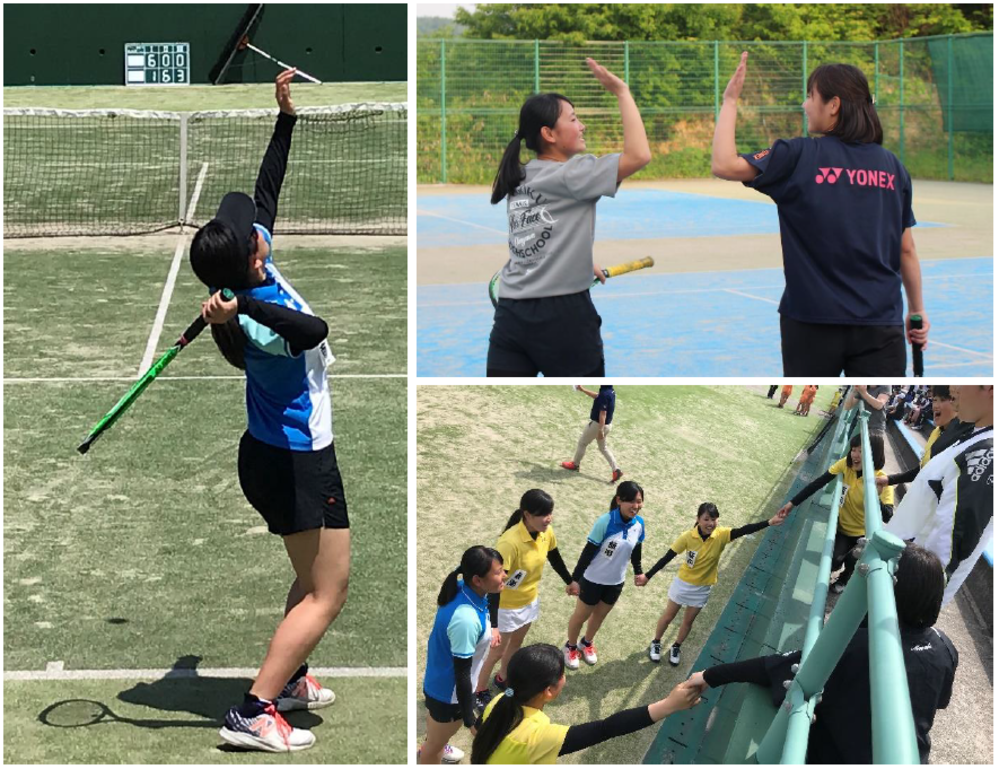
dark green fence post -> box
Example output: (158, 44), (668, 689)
(899, 39), (905, 165)
(624, 40), (630, 86)
(874, 41), (880, 105)
(714, 40), (720, 120)
(440, 39), (447, 184)
(534, 39), (540, 93)
(802, 41), (809, 135)
(947, 35), (954, 180)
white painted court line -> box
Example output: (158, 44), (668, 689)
(137, 161), (209, 376)
(927, 340), (994, 359)
(721, 288), (780, 306)
(4, 374), (406, 384)
(416, 209), (507, 236)
(5, 666), (406, 682)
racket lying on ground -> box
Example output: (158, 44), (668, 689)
(489, 256), (654, 308)
(77, 290), (233, 454)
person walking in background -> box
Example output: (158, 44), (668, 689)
(767, 385), (779, 399)
(777, 384), (793, 409)
(561, 385), (622, 483)
(711, 53), (928, 376)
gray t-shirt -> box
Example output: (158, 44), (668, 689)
(499, 153), (621, 300)
(859, 385), (890, 434)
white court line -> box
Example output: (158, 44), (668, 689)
(924, 360), (995, 370)
(4, 374), (406, 384)
(137, 161), (209, 375)
(928, 340), (994, 359)
(4, 666), (406, 682)
(721, 288), (780, 306)
(416, 209), (507, 236)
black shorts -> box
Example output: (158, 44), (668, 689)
(578, 577), (624, 607)
(487, 290), (604, 377)
(237, 430), (349, 536)
(424, 695), (462, 724)
(780, 316), (906, 377)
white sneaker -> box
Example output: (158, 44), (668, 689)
(668, 644), (681, 666)
(649, 640), (662, 663)
(581, 641), (598, 666)
(564, 643), (581, 670)
(276, 672), (336, 712)
(219, 702), (316, 752)
(416, 744), (464, 764)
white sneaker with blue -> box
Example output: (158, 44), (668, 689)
(276, 666), (336, 712)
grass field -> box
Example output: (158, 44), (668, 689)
(416, 385), (828, 764)
(3, 237), (407, 763)
(4, 80), (407, 238)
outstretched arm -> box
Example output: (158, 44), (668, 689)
(900, 228), (929, 349)
(711, 52), (758, 182)
(586, 58), (651, 183)
(254, 68), (298, 234)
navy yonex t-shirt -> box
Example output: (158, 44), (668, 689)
(590, 387), (616, 424)
(741, 136), (916, 326)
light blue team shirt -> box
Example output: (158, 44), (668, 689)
(234, 224), (333, 451)
(424, 579), (492, 704)
(583, 508), (645, 585)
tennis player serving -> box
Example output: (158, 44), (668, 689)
(712, 52), (929, 376)
(189, 69), (347, 753)
(487, 58), (651, 377)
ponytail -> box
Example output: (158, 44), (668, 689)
(210, 319), (248, 370)
(490, 93), (573, 205)
(437, 545), (503, 606)
(502, 489), (555, 533)
(471, 644), (564, 763)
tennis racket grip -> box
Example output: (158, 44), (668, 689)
(179, 289), (235, 346)
(910, 314), (923, 377)
(603, 256), (654, 279)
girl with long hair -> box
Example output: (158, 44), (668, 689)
(712, 53), (929, 376)
(487, 59), (651, 377)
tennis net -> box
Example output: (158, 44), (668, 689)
(3, 103), (407, 238)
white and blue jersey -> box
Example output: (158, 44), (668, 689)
(583, 508), (645, 585)
(235, 224), (333, 452)
(423, 580), (491, 704)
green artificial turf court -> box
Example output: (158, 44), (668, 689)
(3, 238), (407, 763)
(416, 384), (830, 764)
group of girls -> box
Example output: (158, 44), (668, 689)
(489, 53), (928, 377)
(420, 481), (786, 764)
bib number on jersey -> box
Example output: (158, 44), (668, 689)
(685, 550), (697, 568)
(838, 484), (850, 510)
(603, 540), (619, 558)
(506, 569), (527, 589)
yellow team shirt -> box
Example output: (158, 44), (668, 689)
(481, 697), (570, 764)
(496, 520), (557, 610)
(829, 457), (894, 537)
(921, 427), (942, 468)
(670, 525), (733, 587)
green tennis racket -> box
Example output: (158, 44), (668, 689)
(77, 289), (234, 454)
(489, 256), (654, 308)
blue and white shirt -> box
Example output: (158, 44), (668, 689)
(424, 580), (492, 704)
(235, 224), (333, 452)
(583, 508), (645, 585)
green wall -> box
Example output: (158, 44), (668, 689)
(4, 4), (406, 85)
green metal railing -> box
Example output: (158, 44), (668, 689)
(417, 33), (992, 185)
(756, 406), (919, 764)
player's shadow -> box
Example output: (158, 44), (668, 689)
(513, 461), (613, 486)
(38, 655), (322, 742)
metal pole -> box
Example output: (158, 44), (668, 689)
(178, 114), (188, 225)
(714, 40), (720, 120)
(947, 35), (954, 180)
(802, 41), (809, 135)
(534, 39), (540, 93)
(440, 39), (447, 185)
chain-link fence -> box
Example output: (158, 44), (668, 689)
(417, 33), (992, 184)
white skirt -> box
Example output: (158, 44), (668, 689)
(498, 598), (539, 633)
(667, 576), (713, 608)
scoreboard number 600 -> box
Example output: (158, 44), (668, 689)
(125, 43), (190, 86)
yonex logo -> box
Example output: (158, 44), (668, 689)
(815, 167), (844, 184)
(965, 447), (993, 483)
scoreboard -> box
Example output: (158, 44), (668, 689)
(124, 43), (190, 86)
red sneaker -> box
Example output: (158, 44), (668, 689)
(611, 469), (624, 483)
(560, 461), (579, 471)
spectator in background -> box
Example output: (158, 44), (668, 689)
(845, 385), (890, 435)
(767, 385), (779, 400)
(778, 384), (793, 409)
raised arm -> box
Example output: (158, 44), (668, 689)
(711, 52), (758, 182)
(254, 68), (298, 234)
(586, 58), (651, 183)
